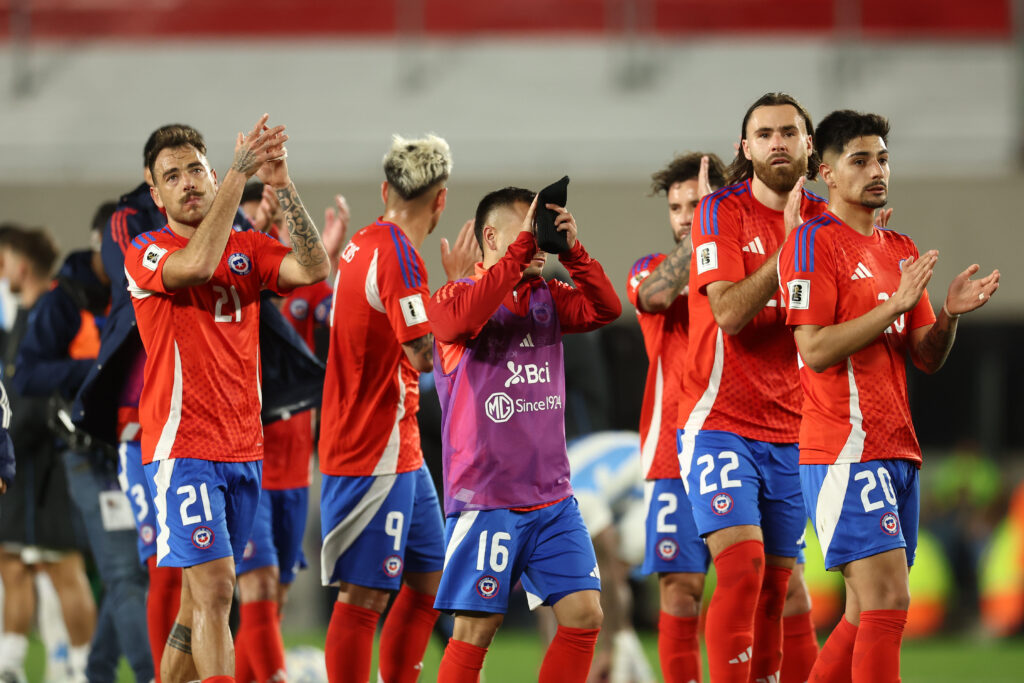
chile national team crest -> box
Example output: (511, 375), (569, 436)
(243, 540), (255, 561)
(476, 575), (500, 599)
(383, 555), (403, 578)
(657, 538), (679, 561)
(711, 492), (733, 516)
(192, 526), (215, 549)
(140, 524), (155, 545)
(228, 252), (252, 275)
(880, 512), (900, 536)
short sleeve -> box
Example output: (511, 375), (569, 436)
(691, 194), (746, 293)
(249, 230), (293, 296)
(124, 233), (182, 296)
(378, 237), (431, 344)
(626, 253), (665, 309)
(781, 222), (838, 327)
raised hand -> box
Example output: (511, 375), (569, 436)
(322, 194), (350, 263)
(943, 264), (1000, 316)
(252, 184), (281, 233)
(890, 250), (938, 314)
(875, 207), (893, 228)
(784, 176), (806, 235)
(521, 194), (539, 235)
(548, 204), (578, 249)
(232, 114), (288, 179)
(697, 155), (714, 199)
(441, 218), (482, 281)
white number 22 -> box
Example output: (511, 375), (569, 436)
(697, 451), (742, 495)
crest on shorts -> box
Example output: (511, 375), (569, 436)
(383, 555), (403, 578)
(228, 252), (252, 275)
(140, 524), (155, 545)
(243, 540), (255, 561)
(192, 526), (215, 549)
(657, 538), (679, 561)
(711, 492), (733, 516)
(880, 512), (900, 536)
(476, 575), (499, 599)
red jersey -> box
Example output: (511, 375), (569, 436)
(262, 281), (332, 490)
(125, 226), (291, 465)
(627, 253), (689, 480)
(319, 219), (430, 476)
(679, 180), (828, 442)
(779, 212), (936, 466)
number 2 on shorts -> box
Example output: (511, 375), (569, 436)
(697, 451), (742, 495)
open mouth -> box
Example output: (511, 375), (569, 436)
(770, 157), (791, 167)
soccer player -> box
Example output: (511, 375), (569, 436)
(428, 189), (621, 682)
(778, 110), (998, 683)
(679, 92), (827, 683)
(628, 152), (723, 682)
(125, 114), (329, 683)
(318, 134), (450, 683)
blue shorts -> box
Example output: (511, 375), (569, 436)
(641, 478), (710, 575)
(435, 497), (601, 614)
(801, 459), (919, 571)
(145, 458), (262, 568)
(678, 429), (806, 558)
(320, 464), (444, 590)
(237, 487), (309, 584)
(117, 441), (157, 565)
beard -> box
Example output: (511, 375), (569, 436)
(860, 186), (888, 209)
(752, 154), (807, 193)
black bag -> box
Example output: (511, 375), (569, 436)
(534, 175), (571, 254)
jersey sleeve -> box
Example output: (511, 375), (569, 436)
(125, 233), (182, 296)
(626, 253), (665, 309)
(691, 194), (746, 294)
(377, 240), (431, 344)
(249, 230), (293, 296)
(781, 221), (838, 327)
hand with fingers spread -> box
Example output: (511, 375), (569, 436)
(232, 114), (288, 179)
(874, 208), (893, 228)
(784, 176), (806, 235)
(943, 264), (1000, 316)
(441, 218), (483, 281)
(889, 250), (938, 314)
(322, 194), (350, 263)
(697, 155), (715, 200)
(547, 203), (578, 249)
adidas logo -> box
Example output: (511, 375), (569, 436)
(742, 237), (766, 255)
(520, 334), (535, 348)
(728, 646), (753, 664)
(754, 675), (780, 683)
(851, 262), (874, 280)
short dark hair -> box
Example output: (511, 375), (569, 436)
(241, 181), (265, 205)
(91, 201), (118, 235)
(0, 223), (25, 249)
(650, 152), (727, 196)
(473, 187), (536, 251)
(144, 124), (206, 180)
(814, 110), (891, 160)
(5, 227), (58, 278)
(725, 92), (819, 185)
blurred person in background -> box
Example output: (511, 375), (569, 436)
(317, 134), (450, 683)
(13, 202), (154, 682)
(0, 227), (97, 683)
(779, 109), (999, 683)
(678, 93), (825, 683)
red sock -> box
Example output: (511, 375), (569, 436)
(234, 623), (253, 683)
(851, 610), (906, 683)
(378, 586), (439, 683)
(146, 555), (182, 683)
(236, 601), (286, 683)
(809, 616), (857, 683)
(781, 611), (818, 683)
(749, 564), (792, 683)
(705, 540), (765, 683)
(658, 611), (702, 683)
(538, 625), (600, 683)
(202, 678), (235, 683)
(325, 601), (380, 683)
(437, 639), (487, 683)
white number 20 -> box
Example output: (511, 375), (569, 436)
(476, 531), (511, 572)
(697, 451), (742, 495)
(855, 467), (898, 512)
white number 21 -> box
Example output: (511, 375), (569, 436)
(213, 285), (242, 323)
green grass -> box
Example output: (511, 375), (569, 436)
(26, 629), (1024, 682)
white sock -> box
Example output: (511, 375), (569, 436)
(0, 632), (28, 671)
(68, 643), (89, 682)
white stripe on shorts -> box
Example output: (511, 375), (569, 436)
(152, 459), (176, 564)
(320, 474), (398, 586)
(814, 463), (850, 561)
(443, 511), (479, 570)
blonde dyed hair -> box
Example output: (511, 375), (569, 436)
(383, 133), (452, 201)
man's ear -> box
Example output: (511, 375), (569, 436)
(381, 181), (389, 206)
(435, 187), (448, 215)
(482, 225), (498, 252)
(150, 184), (165, 209)
(741, 138), (752, 161)
(143, 166), (154, 186)
(819, 162), (834, 188)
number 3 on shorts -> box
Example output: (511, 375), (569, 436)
(697, 451), (742, 495)
(855, 467), (897, 512)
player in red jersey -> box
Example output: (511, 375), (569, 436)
(678, 93), (825, 683)
(318, 134), (451, 683)
(125, 115), (330, 683)
(779, 110), (998, 683)
(629, 152), (724, 682)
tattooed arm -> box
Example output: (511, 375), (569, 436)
(402, 333), (434, 373)
(637, 236), (691, 312)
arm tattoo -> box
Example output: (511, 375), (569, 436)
(406, 333), (434, 364)
(916, 314), (957, 371)
(276, 182), (327, 269)
(166, 622), (192, 655)
(638, 238), (692, 308)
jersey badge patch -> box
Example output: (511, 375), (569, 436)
(476, 575), (500, 599)
(696, 242), (718, 274)
(143, 244), (168, 272)
(191, 526), (214, 549)
(787, 279), (810, 310)
(399, 293), (428, 327)
(228, 252), (252, 275)
(289, 298), (309, 320)
(657, 538), (679, 561)
(383, 555), (403, 578)
(140, 524), (155, 545)
(880, 512), (900, 536)
(711, 492), (733, 516)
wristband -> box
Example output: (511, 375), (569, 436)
(942, 303), (960, 320)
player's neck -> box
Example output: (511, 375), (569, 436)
(18, 277), (47, 309)
(749, 175), (789, 212)
(167, 218), (198, 240)
(380, 209), (430, 250)
(829, 200), (875, 236)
